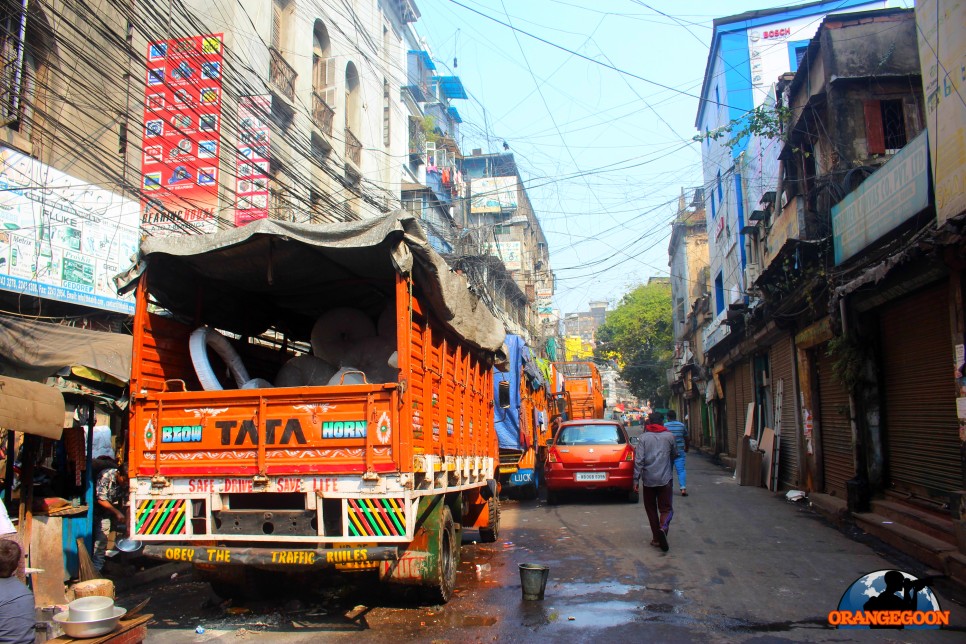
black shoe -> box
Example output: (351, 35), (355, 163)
(657, 529), (669, 552)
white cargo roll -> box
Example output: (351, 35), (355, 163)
(310, 308), (376, 364)
(275, 355), (337, 387)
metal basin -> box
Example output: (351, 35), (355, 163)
(53, 607), (126, 638)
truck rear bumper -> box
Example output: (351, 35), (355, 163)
(142, 544), (398, 568)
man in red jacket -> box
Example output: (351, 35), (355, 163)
(633, 412), (678, 552)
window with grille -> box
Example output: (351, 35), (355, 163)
(880, 100), (907, 152)
(864, 99), (907, 155)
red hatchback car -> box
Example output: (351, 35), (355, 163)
(544, 419), (638, 504)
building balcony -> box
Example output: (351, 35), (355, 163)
(269, 47), (297, 103)
(345, 128), (362, 175)
(408, 116), (426, 163)
(311, 91), (334, 138)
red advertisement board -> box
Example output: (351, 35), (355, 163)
(140, 34), (224, 235)
(235, 95), (271, 226)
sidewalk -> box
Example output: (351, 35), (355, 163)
(646, 452), (966, 635)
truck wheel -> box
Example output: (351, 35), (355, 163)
(422, 505), (458, 605)
(477, 496), (500, 543)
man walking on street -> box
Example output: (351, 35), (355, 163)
(665, 410), (689, 496)
(634, 411), (677, 552)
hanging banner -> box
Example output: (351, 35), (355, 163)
(916, 0), (966, 225)
(0, 149), (139, 313)
(235, 95), (271, 226)
(140, 34), (224, 235)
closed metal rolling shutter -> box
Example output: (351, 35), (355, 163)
(725, 371), (738, 457)
(880, 282), (959, 501)
(816, 343), (853, 498)
(770, 335), (800, 489)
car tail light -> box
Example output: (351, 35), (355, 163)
(547, 449), (559, 463)
(624, 447), (634, 461)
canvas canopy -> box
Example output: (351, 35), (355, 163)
(116, 212), (506, 354)
(0, 312), (132, 384)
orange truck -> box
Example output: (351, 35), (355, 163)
(553, 361), (605, 420)
(119, 214), (505, 602)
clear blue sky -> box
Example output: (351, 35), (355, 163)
(414, 0), (909, 316)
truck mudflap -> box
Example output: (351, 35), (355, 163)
(142, 544), (398, 568)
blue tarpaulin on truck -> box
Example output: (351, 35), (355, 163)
(493, 335), (545, 451)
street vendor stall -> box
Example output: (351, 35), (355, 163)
(0, 312), (132, 607)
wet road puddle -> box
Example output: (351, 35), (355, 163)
(519, 580), (690, 630)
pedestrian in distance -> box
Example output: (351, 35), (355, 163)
(633, 411), (678, 552)
(0, 540), (34, 644)
(664, 410), (689, 496)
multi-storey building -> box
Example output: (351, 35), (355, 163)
(459, 151), (553, 350)
(695, 0), (887, 357)
(667, 188), (710, 448)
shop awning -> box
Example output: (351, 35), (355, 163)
(0, 313), (132, 384)
(0, 376), (65, 439)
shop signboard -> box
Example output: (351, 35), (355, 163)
(832, 131), (929, 265)
(470, 176), (518, 213)
(0, 149), (139, 313)
(235, 95), (271, 226)
(141, 34), (224, 235)
(486, 240), (521, 270)
(916, 0), (966, 225)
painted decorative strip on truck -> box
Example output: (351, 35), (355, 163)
(347, 498), (405, 537)
(135, 499), (187, 535)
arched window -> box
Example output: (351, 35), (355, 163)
(311, 21), (334, 135)
(344, 62), (361, 166)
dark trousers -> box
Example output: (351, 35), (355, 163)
(641, 481), (674, 541)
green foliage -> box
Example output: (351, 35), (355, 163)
(421, 115), (439, 143)
(593, 281), (673, 406)
(826, 334), (866, 391)
(693, 104), (791, 149)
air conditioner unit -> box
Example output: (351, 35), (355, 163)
(744, 263), (761, 288)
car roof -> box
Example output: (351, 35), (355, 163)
(558, 419), (622, 426)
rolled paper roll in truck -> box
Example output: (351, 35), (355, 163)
(117, 212), (505, 603)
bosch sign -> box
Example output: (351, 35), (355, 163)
(762, 27), (791, 39)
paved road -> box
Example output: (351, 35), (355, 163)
(122, 454), (966, 642)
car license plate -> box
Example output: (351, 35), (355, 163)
(575, 472), (606, 482)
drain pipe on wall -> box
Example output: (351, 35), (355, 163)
(839, 294), (869, 513)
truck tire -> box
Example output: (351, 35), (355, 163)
(477, 496), (500, 543)
(422, 505), (458, 605)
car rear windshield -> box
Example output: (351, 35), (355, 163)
(555, 424), (626, 445)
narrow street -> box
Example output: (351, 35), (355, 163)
(120, 454), (966, 642)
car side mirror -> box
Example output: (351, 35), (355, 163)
(629, 436), (638, 446)
(498, 380), (511, 409)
